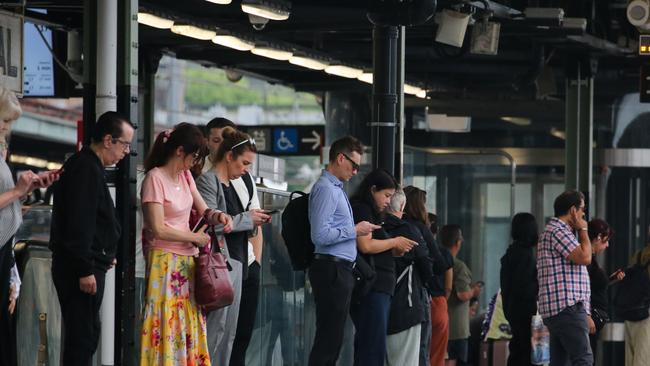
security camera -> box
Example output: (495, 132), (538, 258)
(628, 0), (650, 28)
(248, 14), (269, 31)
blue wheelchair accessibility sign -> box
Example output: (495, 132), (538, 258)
(273, 128), (298, 153)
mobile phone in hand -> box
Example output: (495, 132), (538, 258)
(264, 209), (280, 215)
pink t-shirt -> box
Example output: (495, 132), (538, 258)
(141, 168), (198, 256)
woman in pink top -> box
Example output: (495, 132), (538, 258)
(140, 123), (232, 366)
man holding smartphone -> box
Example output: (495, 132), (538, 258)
(537, 190), (593, 366)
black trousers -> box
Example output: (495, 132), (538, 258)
(52, 260), (105, 366)
(308, 258), (355, 366)
(507, 316), (534, 366)
(0, 242), (16, 366)
(230, 261), (261, 366)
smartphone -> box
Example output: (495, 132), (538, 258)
(192, 217), (208, 233)
(264, 209), (280, 215)
(609, 269), (623, 280)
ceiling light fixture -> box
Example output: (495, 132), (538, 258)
(241, 0), (291, 21)
(213, 34), (255, 51)
(550, 127), (566, 140)
(251, 45), (293, 60)
(501, 116), (532, 126)
(325, 65), (364, 79)
(170, 25), (217, 40)
(403, 84), (423, 95)
(137, 12), (174, 29)
(357, 73), (373, 84)
(289, 55), (329, 70)
(205, 0), (232, 4)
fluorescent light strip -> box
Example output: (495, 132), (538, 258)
(170, 25), (216, 40)
(205, 0), (232, 4)
(241, 4), (290, 21)
(325, 65), (363, 79)
(251, 46), (293, 61)
(213, 35), (255, 51)
(358, 73), (373, 84)
(289, 56), (328, 70)
(137, 12), (174, 29)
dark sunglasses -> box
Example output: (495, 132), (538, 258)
(341, 153), (360, 171)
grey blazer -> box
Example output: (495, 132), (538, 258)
(195, 170), (254, 234)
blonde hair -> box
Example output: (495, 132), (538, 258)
(0, 86), (21, 122)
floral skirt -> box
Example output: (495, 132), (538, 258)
(140, 249), (211, 366)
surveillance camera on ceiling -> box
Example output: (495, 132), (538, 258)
(248, 14), (269, 30)
(628, 0), (650, 27)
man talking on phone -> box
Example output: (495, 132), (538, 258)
(537, 190), (593, 366)
(49, 112), (135, 366)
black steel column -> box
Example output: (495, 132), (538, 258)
(116, 0), (139, 364)
(82, 0), (97, 146)
(565, 57), (595, 217)
(370, 25), (399, 175)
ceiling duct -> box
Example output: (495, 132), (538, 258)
(367, 0), (437, 26)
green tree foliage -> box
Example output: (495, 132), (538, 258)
(184, 66), (320, 110)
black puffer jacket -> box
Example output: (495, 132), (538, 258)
(500, 242), (538, 323)
(383, 214), (430, 334)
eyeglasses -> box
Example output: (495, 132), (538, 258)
(231, 138), (256, 150)
(112, 138), (131, 151)
(341, 153), (360, 171)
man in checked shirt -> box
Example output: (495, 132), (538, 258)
(537, 190), (593, 366)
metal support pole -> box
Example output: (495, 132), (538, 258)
(116, 0), (139, 365)
(82, 0), (97, 147)
(96, 0), (118, 365)
(395, 26), (405, 184)
(565, 58), (594, 216)
(371, 25), (399, 175)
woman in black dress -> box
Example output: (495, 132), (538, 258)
(587, 218), (624, 362)
(500, 212), (539, 366)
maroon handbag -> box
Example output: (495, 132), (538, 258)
(194, 226), (234, 312)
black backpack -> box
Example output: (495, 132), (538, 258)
(614, 251), (650, 321)
(280, 191), (314, 270)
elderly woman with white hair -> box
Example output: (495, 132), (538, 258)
(0, 86), (55, 366)
(382, 187), (434, 366)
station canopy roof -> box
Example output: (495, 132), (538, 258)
(24, 1), (641, 119)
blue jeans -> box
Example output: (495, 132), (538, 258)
(350, 291), (391, 366)
(543, 303), (594, 366)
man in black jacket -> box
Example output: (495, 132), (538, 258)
(50, 112), (134, 366)
(383, 189), (433, 365)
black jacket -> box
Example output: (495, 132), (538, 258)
(500, 242), (537, 323)
(406, 217), (453, 294)
(49, 147), (121, 277)
(383, 214), (430, 334)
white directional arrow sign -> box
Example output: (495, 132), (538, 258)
(301, 130), (322, 150)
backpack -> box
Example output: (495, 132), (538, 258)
(280, 191), (314, 270)
(613, 251), (650, 321)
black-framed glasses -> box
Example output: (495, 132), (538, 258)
(341, 153), (360, 171)
(231, 138), (256, 150)
(112, 138), (131, 151)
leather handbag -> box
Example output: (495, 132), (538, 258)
(194, 226), (234, 312)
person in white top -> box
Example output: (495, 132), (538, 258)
(202, 117), (268, 366)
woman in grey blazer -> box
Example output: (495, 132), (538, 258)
(196, 127), (270, 366)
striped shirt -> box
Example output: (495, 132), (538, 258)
(0, 159), (21, 248)
(537, 217), (591, 319)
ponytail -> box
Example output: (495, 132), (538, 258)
(144, 123), (207, 172)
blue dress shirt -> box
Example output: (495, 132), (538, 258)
(308, 170), (357, 261)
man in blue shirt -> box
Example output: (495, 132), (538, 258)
(308, 136), (378, 366)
